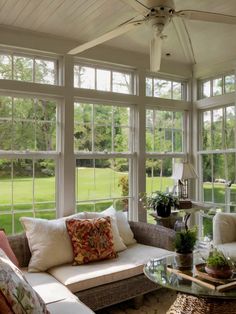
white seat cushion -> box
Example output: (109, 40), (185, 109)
(23, 271), (76, 304)
(48, 243), (173, 293)
(47, 297), (94, 314)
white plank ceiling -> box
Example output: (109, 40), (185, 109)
(1, 0), (236, 68)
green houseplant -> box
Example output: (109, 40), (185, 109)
(205, 248), (233, 279)
(174, 226), (198, 270)
(145, 191), (179, 217)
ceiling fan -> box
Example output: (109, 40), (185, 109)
(68, 0), (236, 72)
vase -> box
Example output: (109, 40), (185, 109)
(156, 204), (171, 217)
(175, 252), (193, 270)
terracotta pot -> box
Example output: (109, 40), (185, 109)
(175, 252), (193, 270)
(205, 265), (233, 279)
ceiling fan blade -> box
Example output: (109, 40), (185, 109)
(150, 34), (162, 72)
(68, 18), (144, 55)
(121, 0), (149, 16)
(177, 10), (236, 25)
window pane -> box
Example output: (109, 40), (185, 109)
(0, 121), (12, 150)
(202, 154), (212, 202)
(212, 108), (223, 149)
(202, 111), (211, 150)
(13, 56), (33, 82)
(0, 160), (12, 211)
(172, 81), (182, 100)
(212, 77), (222, 96)
(213, 154), (225, 204)
(96, 69), (111, 91)
(112, 72), (131, 94)
(146, 158), (177, 194)
(74, 103), (92, 152)
(35, 59), (56, 85)
(225, 106), (235, 149)
(94, 125), (112, 152)
(154, 79), (171, 98)
(13, 121), (35, 151)
(203, 80), (211, 98)
(0, 54), (12, 79)
(14, 97), (35, 120)
(75, 66), (95, 89)
(225, 75), (235, 93)
(146, 77), (153, 96)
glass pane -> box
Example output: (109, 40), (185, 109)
(13, 56), (33, 82)
(74, 122), (92, 152)
(212, 77), (223, 96)
(173, 130), (182, 152)
(36, 99), (56, 122)
(173, 111), (183, 129)
(225, 105), (235, 149)
(0, 96), (12, 118)
(202, 154), (213, 202)
(76, 158), (129, 201)
(14, 97), (35, 120)
(213, 154), (225, 204)
(94, 104), (112, 124)
(154, 79), (171, 98)
(114, 127), (129, 152)
(96, 69), (111, 91)
(112, 72), (131, 94)
(146, 77), (153, 96)
(0, 121), (12, 150)
(0, 160), (12, 211)
(0, 215), (12, 235)
(12, 121), (35, 150)
(12, 159), (33, 210)
(225, 74), (235, 93)
(0, 54), (12, 79)
(94, 125), (112, 151)
(14, 212), (33, 234)
(74, 103), (92, 124)
(113, 106), (129, 126)
(36, 122), (56, 151)
(212, 108), (223, 149)
(146, 158), (176, 194)
(203, 80), (211, 98)
(172, 81), (182, 100)
(35, 211), (56, 219)
(34, 159), (56, 210)
(202, 111), (211, 150)
(77, 66), (95, 89)
(146, 110), (154, 152)
(35, 59), (56, 84)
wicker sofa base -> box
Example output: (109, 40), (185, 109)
(76, 274), (160, 311)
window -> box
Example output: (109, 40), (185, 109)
(0, 95), (58, 234)
(199, 73), (235, 99)
(74, 102), (133, 213)
(145, 109), (185, 215)
(199, 104), (236, 238)
(145, 77), (185, 100)
(0, 52), (58, 85)
(74, 64), (134, 94)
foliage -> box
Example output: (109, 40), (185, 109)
(118, 175), (129, 196)
(174, 226), (198, 253)
(143, 191), (179, 211)
(206, 248), (232, 268)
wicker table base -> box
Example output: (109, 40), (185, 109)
(167, 293), (236, 314)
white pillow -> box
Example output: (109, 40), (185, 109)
(85, 208), (127, 252)
(115, 211), (136, 246)
(20, 212), (86, 272)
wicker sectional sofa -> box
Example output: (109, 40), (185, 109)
(8, 221), (176, 313)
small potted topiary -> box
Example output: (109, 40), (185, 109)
(174, 226), (198, 270)
(205, 248), (233, 279)
(144, 191), (179, 218)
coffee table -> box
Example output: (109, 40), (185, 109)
(144, 254), (236, 314)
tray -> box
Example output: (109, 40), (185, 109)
(195, 263), (236, 284)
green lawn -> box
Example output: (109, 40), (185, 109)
(1, 170), (236, 234)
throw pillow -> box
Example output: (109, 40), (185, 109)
(20, 212), (86, 272)
(0, 230), (19, 266)
(0, 249), (49, 314)
(115, 211), (137, 246)
(66, 217), (117, 265)
(85, 209), (127, 252)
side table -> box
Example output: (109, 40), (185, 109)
(149, 211), (181, 229)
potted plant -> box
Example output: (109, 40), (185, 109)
(174, 226), (198, 270)
(144, 191), (179, 217)
(205, 248), (233, 279)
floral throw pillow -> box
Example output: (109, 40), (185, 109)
(0, 249), (49, 314)
(66, 217), (117, 265)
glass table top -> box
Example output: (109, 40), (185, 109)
(144, 252), (236, 299)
